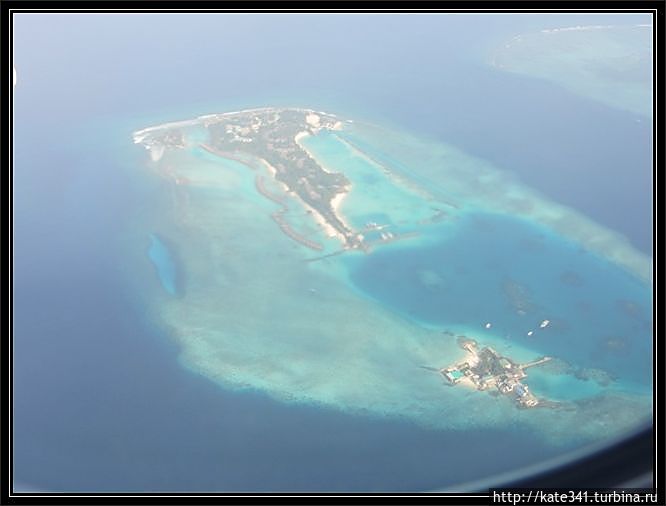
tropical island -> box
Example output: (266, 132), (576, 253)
(438, 336), (553, 408)
(134, 107), (367, 251)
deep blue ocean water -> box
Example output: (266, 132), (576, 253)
(12, 13), (652, 491)
(347, 212), (652, 386)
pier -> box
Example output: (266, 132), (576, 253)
(519, 356), (552, 370)
(304, 249), (349, 263)
(258, 175), (325, 251)
(255, 175), (286, 205)
(364, 231), (421, 250)
(271, 209), (324, 251)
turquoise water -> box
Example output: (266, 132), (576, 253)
(526, 369), (603, 401)
(301, 131), (437, 235)
(13, 13), (654, 493)
(148, 233), (179, 296)
(346, 211), (652, 389)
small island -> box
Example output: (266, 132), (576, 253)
(440, 337), (553, 408)
(133, 108), (366, 251)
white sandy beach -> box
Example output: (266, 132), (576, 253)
(256, 156), (351, 245)
(294, 131), (310, 144)
(330, 187), (353, 232)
